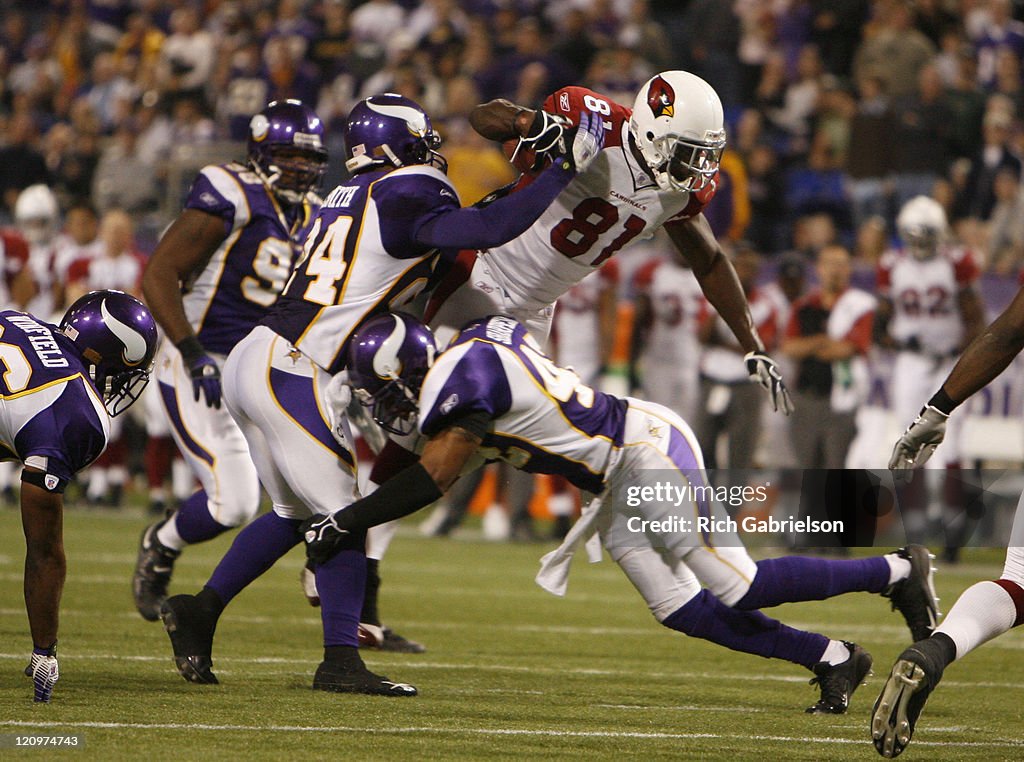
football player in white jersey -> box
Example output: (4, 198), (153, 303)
(134, 100), (327, 622)
(876, 196), (984, 556)
(551, 260), (619, 386)
(154, 94), (605, 695)
(630, 238), (706, 422)
(305, 313), (940, 715)
(361, 71), (795, 639)
(873, 284), (1024, 758)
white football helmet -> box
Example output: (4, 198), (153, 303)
(629, 71), (726, 193)
(897, 196), (947, 260)
(14, 184), (60, 246)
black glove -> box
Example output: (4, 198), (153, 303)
(301, 511), (350, 565)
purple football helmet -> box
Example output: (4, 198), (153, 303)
(347, 312), (437, 435)
(344, 94), (446, 175)
(58, 290), (158, 417)
(248, 99), (328, 204)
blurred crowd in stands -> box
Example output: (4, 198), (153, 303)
(3, 0), (1024, 543)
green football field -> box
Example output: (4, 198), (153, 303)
(1, 508), (1022, 761)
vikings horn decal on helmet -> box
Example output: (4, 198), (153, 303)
(247, 99), (328, 205)
(59, 290), (158, 416)
(347, 312), (437, 435)
(629, 70), (726, 193)
(343, 93), (446, 174)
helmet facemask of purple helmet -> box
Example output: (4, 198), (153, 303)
(58, 290), (158, 416)
(347, 313), (437, 435)
(248, 100), (328, 205)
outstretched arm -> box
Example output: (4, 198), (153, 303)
(304, 425), (482, 563)
(21, 474), (65, 650)
(935, 285), (1024, 409)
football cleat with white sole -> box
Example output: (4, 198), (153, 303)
(313, 661), (418, 696)
(882, 545), (940, 642)
(160, 594), (219, 684)
(806, 641), (873, 714)
(133, 521), (181, 621)
(871, 638), (948, 758)
(24, 645), (59, 703)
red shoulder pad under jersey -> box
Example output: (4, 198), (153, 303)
(599, 258), (620, 285)
(951, 247), (980, 287)
(542, 86), (627, 148)
(632, 258), (662, 291)
(876, 250), (897, 295)
(66, 257), (92, 284)
(1, 229), (30, 270)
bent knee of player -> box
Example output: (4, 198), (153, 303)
(682, 545), (755, 607)
(207, 480), (261, 527)
(612, 546), (703, 623)
(1001, 546), (1024, 586)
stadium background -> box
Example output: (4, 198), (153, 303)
(2, 1), (1024, 758)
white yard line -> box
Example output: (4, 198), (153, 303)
(0, 720), (1020, 749)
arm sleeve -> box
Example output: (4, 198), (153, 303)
(413, 160), (575, 250)
(331, 462), (444, 532)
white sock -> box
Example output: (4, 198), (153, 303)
(884, 553), (913, 586)
(934, 580), (1019, 660)
(820, 639), (850, 666)
(156, 513), (186, 551)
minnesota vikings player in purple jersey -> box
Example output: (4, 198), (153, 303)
(135, 100), (326, 622)
(154, 94), (605, 695)
(3, 290), (158, 702)
(304, 312), (941, 714)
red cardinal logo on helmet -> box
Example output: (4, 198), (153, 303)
(647, 76), (675, 119)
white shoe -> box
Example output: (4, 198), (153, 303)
(419, 504), (450, 536)
(482, 503), (510, 541)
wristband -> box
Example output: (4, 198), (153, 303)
(927, 388), (959, 415)
(175, 335), (205, 365)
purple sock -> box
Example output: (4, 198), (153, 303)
(734, 556), (891, 611)
(663, 589), (829, 669)
(174, 490), (233, 544)
(205, 512), (302, 605)
(315, 549), (366, 648)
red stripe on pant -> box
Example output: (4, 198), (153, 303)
(993, 578), (1024, 627)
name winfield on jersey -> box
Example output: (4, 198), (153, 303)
(0, 310), (109, 483)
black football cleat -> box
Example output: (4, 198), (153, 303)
(882, 545), (940, 642)
(160, 594), (219, 685)
(313, 661), (417, 696)
(806, 641), (873, 714)
(380, 627), (427, 654)
(133, 521), (181, 622)
(871, 638), (948, 758)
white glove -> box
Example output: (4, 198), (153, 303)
(323, 370), (352, 446)
(26, 647), (59, 703)
(744, 351), (794, 415)
(888, 406), (948, 475)
(569, 109), (605, 173)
